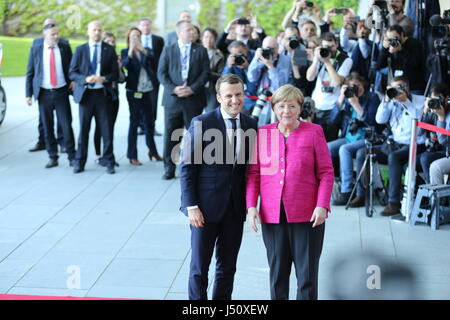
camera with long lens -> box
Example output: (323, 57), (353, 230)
(234, 53), (246, 66)
(320, 46), (331, 58)
(300, 98), (315, 119)
(348, 118), (365, 135)
(289, 36), (300, 50)
(251, 88), (272, 120)
(388, 37), (401, 48)
(261, 48), (273, 60)
(344, 85), (359, 99)
(386, 85), (406, 100)
(364, 127), (385, 145)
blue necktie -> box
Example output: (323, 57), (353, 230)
(91, 44), (98, 75)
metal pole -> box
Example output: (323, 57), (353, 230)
(405, 118), (418, 222)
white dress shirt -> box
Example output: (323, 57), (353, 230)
(41, 44), (66, 89)
(141, 34), (153, 49)
(89, 41), (103, 89)
(178, 40), (192, 83)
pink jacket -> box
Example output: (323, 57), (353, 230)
(246, 121), (334, 223)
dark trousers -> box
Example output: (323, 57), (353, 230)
(94, 98), (119, 157)
(38, 88), (76, 161)
(138, 89), (159, 129)
(419, 151), (446, 184)
(189, 199), (244, 300)
(38, 111), (64, 147)
(126, 91), (158, 159)
(261, 203), (325, 300)
(164, 104), (203, 174)
(314, 109), (338, 142)
(75, 89), (115, 168)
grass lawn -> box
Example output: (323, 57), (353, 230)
(0, 36), (126, 77)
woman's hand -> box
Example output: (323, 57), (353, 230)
(310, 207), (327, 228)
(248, 207), (261, 232)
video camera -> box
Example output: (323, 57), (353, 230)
(251, 88), (272, 121)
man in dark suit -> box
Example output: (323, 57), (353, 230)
(139, 17), (165, 136)
(216, 16), (266, 56)
(157, 20), (210, 180)
(25, 23), (76, 168)
(69, 21), (119, 174)
(29, 18), (69, 153)
(180, 74), (258, 300)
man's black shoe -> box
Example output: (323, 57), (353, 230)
(29, 143), (46, 152)
(162, 172), (175, 180)
(106, 166), (116, 174)
(73, 165), (84, 174)
(45, 159), (58, 169)
(332, 192), (352, 206)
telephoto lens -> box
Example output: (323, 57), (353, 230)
(388, 38), (400, 48)
(234, 53), (245, 66)
(261, 48), (273, 60)
(251, 88), (272, 120)
(320, 47), (330, 58)
(386, 87), (399, 100)
(344, 85), (359, 99)
(289, 36), (300, 50)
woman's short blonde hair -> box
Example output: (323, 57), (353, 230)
(271, 85), (304, 110)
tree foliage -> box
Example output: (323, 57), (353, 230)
(0, 0), (157, 38)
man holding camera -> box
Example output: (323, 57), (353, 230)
(248, 36), (292, 125)
(221, 41), (257, 115)
(217, 16), (266, 56)
(328, 72), (380, 206)
(356, 76), (426, 216)
(307, 32), (353, 142)
(366, 0), (414, 38)
(418, 83), (450, 184)
(378, 25), (425, 94)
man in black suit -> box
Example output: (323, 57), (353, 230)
(29, 18), (68, 153)
(25, 23), (76, 168)
(216, 16), (266, 56)
(180, 74), (258, 300)
(139, 17), (165, 136)
(69, 21), (119, 174)
(157, 20), (210, 180)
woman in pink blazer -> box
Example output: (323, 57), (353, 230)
(246, 84), (334, 300)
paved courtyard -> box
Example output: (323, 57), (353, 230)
(0, 77), (449, 300)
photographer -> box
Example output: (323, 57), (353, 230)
(378, 25), (425, 94)
(418, 83), (450, 184)
(248, 36), (292, 125)
(366, 0), (414, 38)
(328, 72), (380, 206)
(356, 76), (426, 216)
(306, 32), (353, 141)
(217, 16), (266, 55)
(349, 20), (377, 81)
(221, 41), (257, 114)
(282, 1), (321, 31)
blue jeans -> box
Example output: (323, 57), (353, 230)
(339, 140), (366, 196)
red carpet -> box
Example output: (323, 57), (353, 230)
(0, 294), (139, 300)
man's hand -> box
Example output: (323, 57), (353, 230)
(249, 14), (259, 29)
(226, 18), (240, 31)
(86, 75), (96, 84)
(310, 207), (327, 228)
(174, 86), (194, 98)
(69, 82), (75, 91)
(227, 54), (236, 68)
(26, 97), (33, 106)
(94, 76), (105, 84)
(247, 207), (261, 232)
(188, 208), (205, 228)
(338, 85), (348, 106)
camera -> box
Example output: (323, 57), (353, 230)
(425, 136), (442, 152)
(234, 53), (246, 66)
(251, 88), (272, 120)
(434, 39), (449, 58)
(305, 1), (314, 8)
(348, 118), (365, 135)
(261, 48), (273, 60)
(321, 86), (335, 94)
(428, 97), (443, 110)
(386, 85), (406, 100)
(344, 85), (359, 99)
(364, 127), (386, 145)
(300, 98), (315, 119)
(289, 36), (300, 50)
(320, 47), (331, 58)
(388, 37), (401, 48)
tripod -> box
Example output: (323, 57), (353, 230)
(345, 138), (388, 217)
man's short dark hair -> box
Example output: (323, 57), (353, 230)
(216, 74), (245, 94)
(227, 40), (249, 53)
(386, 24), (405, 36)
(430, 83), (449, 97)
(320, 32), (337, 43)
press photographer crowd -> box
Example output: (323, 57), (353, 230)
(24, 0), (448, 220)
